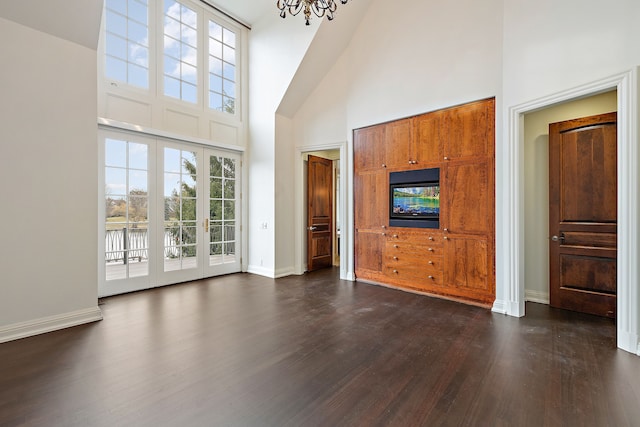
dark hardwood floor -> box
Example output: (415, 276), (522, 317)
(1, 268), (638, 426)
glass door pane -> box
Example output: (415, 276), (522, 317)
(104, 138), (150, 281)
(205, 149), (241, 276)
(163, 147), (200, 273)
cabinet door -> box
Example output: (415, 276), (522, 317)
(444, 99), (494, 161)
(413, 110), (444, 165)
(354, 125), (386, 172)
(384, 118), (413, 169)
(355, 230), (384, 277)
(442, 160), (493, 235)
(443, 235), (494, 304)
(354, 171), (388, 230)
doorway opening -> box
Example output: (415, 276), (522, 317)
(304, 150), (341, 271)
(295, 142), (348, 279)
(503, 68), (640, 355)
(522, 91), (618, 310)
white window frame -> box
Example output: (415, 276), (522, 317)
(99, 0), (244, 127)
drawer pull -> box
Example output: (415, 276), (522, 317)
(429, 236), (434, 241)
(428, 275), (434, 280)
(393, 269), (398, 274)
(392, 234), (398, 238)
(428, 248), (434, 252)
(393, 256), (398, 260)
(444, 236), (449, 240)
(394, 244), (399, 248)
(382, 232), (387, 236)
(428, 260), (433, 265)
(382, 163), (387, 168)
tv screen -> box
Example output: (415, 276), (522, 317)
(390, 183), (440, 219)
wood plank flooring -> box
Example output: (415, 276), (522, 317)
(1, 268), (639, 426)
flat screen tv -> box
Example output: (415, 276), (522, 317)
(390, 183), (440, 219)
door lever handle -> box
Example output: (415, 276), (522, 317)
(551, 235), (565, 242)
(308, 226), (318, 231)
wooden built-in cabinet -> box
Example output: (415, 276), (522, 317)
(354, 98), (495, 306)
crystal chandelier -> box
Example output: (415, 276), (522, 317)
(277, 0), (350, 26)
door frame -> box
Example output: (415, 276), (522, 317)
(496, 68), (639, 355)
(295, 142), (349, 280)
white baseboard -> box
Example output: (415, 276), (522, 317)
(274, 267), (295, 278)
(491, 299), (509, 315)
(0, 307), (103, 344)
(617, 330), (640, 356)
(525, 290), (550, 304)
(246, 265), (276, 278)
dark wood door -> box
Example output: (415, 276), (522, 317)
(307, 155), (333, 272)
(549, 112), (617, 318)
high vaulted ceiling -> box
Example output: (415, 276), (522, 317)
(0, 0), (103, 49)
(0, 0), (277, 49)
(206, 0), (274, 28)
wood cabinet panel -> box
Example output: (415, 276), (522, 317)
(354, 171), (387, 230)
(444, 235), (494, 303)
(413, 110), (444, 165)
(355, 230), (384, 277)
(445, 98), (494, 160)
(384, 118), (413, 169)
(443, 160), (493, 235)
(354, 125), (386, 172)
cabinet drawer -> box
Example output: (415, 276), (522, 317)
(386, 242), (443, 257)
(385, 253), (442, 271)
(384, 264), (442, 284)
(385, 230), (442, 243)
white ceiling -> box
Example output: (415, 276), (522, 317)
(0, 0), (103, 49)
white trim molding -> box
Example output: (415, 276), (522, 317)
(500, 68), (639, 355)
(98, 118), (246, 153)
(247, 265), (277, 278)
(295, 141), (352, 282)
(0, 307), (103, 344)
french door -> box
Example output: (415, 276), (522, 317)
(99, 129), (242, 296)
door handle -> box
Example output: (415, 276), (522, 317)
(204, 218), (209, 232)
(308, 226), (318, 231)
(551, 234), (565, 242)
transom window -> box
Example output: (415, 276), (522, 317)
(163, 0), (198, 103)
(208, 21), (236, 113)
(105, 0), (150, 89)
(102, 0), (240, 116)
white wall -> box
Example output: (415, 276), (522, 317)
(502, 0), (640, 107)
(523, 91), (618, 304)
(274, 113), (296, 276)
(246, 13), (319, 277)
(0, 18), (101, 340)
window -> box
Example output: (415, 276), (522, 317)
(102, 0), (241, 116)
(208, 21), (236, 114)
(104, 0), (149, 89)
(163, 0), (198, 103)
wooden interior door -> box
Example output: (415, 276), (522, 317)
(549, 112), (617, 318)
(307, 155), (333, 271)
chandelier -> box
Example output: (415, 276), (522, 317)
(277, 0), (350, 26)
